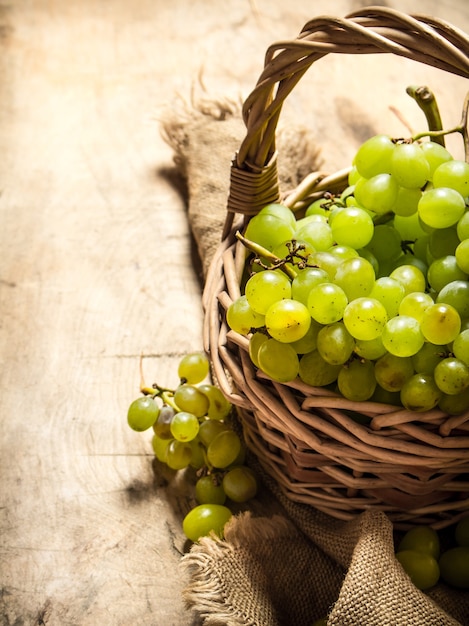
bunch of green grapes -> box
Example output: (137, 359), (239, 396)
(226, 128), (469, 416)
(127, 352), (258, 543)
(395, 517), (469, 590)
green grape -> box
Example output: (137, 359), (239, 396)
(178, 352), (210, 384)
(189, 438), (206, 470)
(393, 255), (428, 275)
(427, 255), (468, 292)
(381, 315), (424, 357)
(400, 373), (442, 412)
(328, 244), (359, 262)
(434, 357), (469, 395)
(391, 186), (421, 217)
(307, 283), (348, 325)
(389, 264), (426, 295)
(195, 474), (226, 505)
(290, 320), (322, 354)
(371, 386), (401, 406)
(174, 384), (209, 418)
(412, 342), (446, 375)
(342, 297), (388, 341)
(206, 430), (242, 469)
(436, 280), (469, 319)
(198, 384), (232, 420)
(433, 159), (469, 197)
(393, 212), (428, 241)
(438, 387), (469, 415)
(249, 332), (269, 367)
(305, 197), (329, 217)
(453, 329), (469, 365)
(338, 358), (376, 401)
(428, 227), (460, 258)
(353, 134), (395, 178)
(455, 516), (469, 547)
(127, 396), (160, 432)
(245, 270), (292, 315)
(257, 338), (300, 382)
(151, 434), (171, 463)
(367, 224), (402, 263)
(418, 187), (465, 229)
(419, 140), (453, 176)
(354, 335), (387, 360)
(354, 173), (398, 215)
(439, 547), (469, 589)
(299, 350), (341, 387)
(265, 298), (311, 343)
(182, 503), (232, 542)
(222, 466), (258, 502)
(369, 276), (405, 318)
(329, 205), (374, 248)
(420, 303), (461, 345)
(396, 550), (440, 590)
(244, 213), (295, 251)
(374, 353), (414, 392)
(258, 202), (296, 229)
(153, 404), (176, 439)
(166, 439), (193, 470)
(457, 211), (469, 240)
(391, 142), (430, 189)
(412, 234), (431, 262)
(397, 525), (440, 559)
(295, 220), (334, 251)
(333, 257), (376, 301)
(198, 419), (230, 448)
(357, 247), (379, 274)
(309, 251), (343, 278)
(455, 239), (469, 274)
(170, 411), (200, 442)
(317, 322), (355, 365)
(398, 292), (434, 322)
(226, 295), (266, 335)
(291, 267), (329, 306)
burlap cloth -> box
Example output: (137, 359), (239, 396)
(161, 98), (469, 626)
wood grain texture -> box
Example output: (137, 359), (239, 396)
(0, 1), (468, 624)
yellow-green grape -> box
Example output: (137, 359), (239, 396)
(418, 187), (465, 229)
(245, 270), (292, 315)
(381, 315), (425, 357)
(354, 173), (398, 215)
(436, 280), (469, 320)
(198, 419), (230, 448)
(299, 350), (341, 387)
(391, 142), (430, 189)
(174, 384), (209, 418)
(206, 430), (242, 469)
(249, 332), (269, 367)
(308, 251), (342, 278)
(397, 526), (440, 559)
(391, 186), (421, 217)
(434, 357), (469, 395)
(178, 351), (210, 384)
(152, 434), (171, 463)
(189, 438), (206, 470)
(420, 303), (461, 345)
(366, 224), (402, 265)
(182, 504), (232, 543)
(290, 320), (322, 355)
(455, 516), (469, 547)
(307, 283), (348, 325)
(400, 373), (442, 412)
(127, 396), (160, 432)
(398, 292), (434, 322)
(170, 411), (200, 442)
(265, 299), (311, 343)
(432, 159), (469, 197)
(419, 140), (453, 176)
(198, 384), (232, 420)
(226, 295), (265, 335)
(338, 358), (376, 401)
(374, 353), (414, 392)
(152, 404), (175, 439)
(353, 134), (395, 178)
(457, 212), (469, 240)
(258, 202), (297, 228)
(412, 342), (446, 375)
(291, 267), (329, 306)
(195, 474), (226, 505)
(369, 276), (406, 318)
(439, 547), (469, 589)
(428, 227), (460, 258)
(244, 212), (295, 252)
(427, 255), (467, 292)
(389, 264), (426, 295)
(438, 387), (469, 415)
(396, 550), (440, 590)
(328, 244), (359, 262)
(257, 338), (300, 383)
(354, 335), (387, 360)
(342, 297), (388, 341)
(316, 322), (355, 365)
(455, 239), (469, 274)
(222, 466), (258, 503)
(166, 440), (192, 470)
(333, 257), (376, 300)
(453, 329), (469, 366)
(295, 219), (334, 251)
(329, 205), (374, 248)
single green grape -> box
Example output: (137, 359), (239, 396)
(418, 187), (465, 229)
(198, 419), (231, 448)
(249, 332), (269, 367)
(226, 295), (266, 335)
(354, 335), (387, 360)
(438, 387), (469, 415)
(338, 358), (376, 402)
(381, 315), (424, 357)
(299, 350), (341, 387)
(182, 503), (232, 542)
(434, 357), (469, 395)
(400, 373), (442, 412)
(396, 550), (440, 590)
(170, 411), (200, 442)
(420, 303), (461, 345)
(436, 280), (469, 319)
(153, 404), (176, 439)
(391, 142), (430, 189)
(427, 255), (467, 292)
(398, 292), (434, 322)
(198, 384), (232, 420)
(369, 276), (405, 318)
(178, 352), (210, 384)
(354, 173), (399, 215)
(258, 202), (296, 229)
(316, 322), (355, 365)
(353, 134), (395, 178)
(455, 239), (469, 274)
(127, 396), (160, 432)
(329, 205), (374, 248)
(333, 257), (376, 301)
(151, 434), (171, 463)
(265, 298), (311, 343)
(257, 338), (300, 382)
(290, 320), (322, 355)
(189, 438), (206, 470)
(195, 474), (227, 505)
(328, 244), (359, 262)
(457, 211), (469, 240)
(295, 219), (334, 251)
(308, 251), (343, 278)
(419, 140), (453, 176)
(452, 329), (469, 366)
(397, 526), (440, 559)
(391, 186), (421, 217)
(433, 159), (469, 197)
(166, 439), (193, 470)
(342, 297), (388, 341)
(374, 353), (415, 392)
(244, 213), (295, 251)
(245, 270), (292, 315)
(393, 212), (428, 241)
(307, 283), (348, 325)
(222, 466), (258, 502)
(174, 384), (210, 418)
(206, 430), (242, 469)
(428, 227), (460, 258)
(412, 342), (446, 375)
(389, 264), (426, 295)
(291, 267), (329, 306)
(439, 546), (469, 589)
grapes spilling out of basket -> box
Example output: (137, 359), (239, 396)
(227, 129), (469, 415)
(127, 352), (258, 542)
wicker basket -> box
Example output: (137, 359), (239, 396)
(203, 6), (469, 528)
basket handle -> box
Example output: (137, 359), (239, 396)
(224, 6), (469, 234)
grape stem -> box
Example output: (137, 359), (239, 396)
(235, 231), (301, 279)
(138, 354), (180, 408)
(407, 85), (444, 146)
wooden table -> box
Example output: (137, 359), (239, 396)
(1, 1), (468, 624)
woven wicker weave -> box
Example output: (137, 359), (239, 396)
(203, 6), (469, 528)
